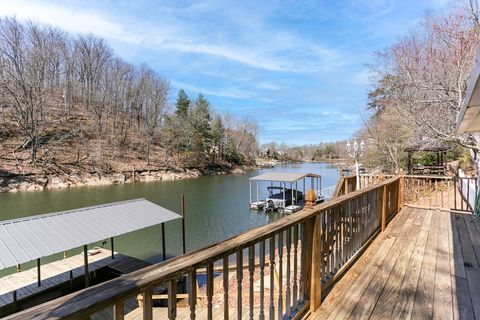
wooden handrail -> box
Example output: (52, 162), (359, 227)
(360, 173), (452, 180)
(7, 177), (401, 320)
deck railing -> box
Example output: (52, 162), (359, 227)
(8, 177), (403, 320)
(360, 174), (476, 212)
(333, 175), (357, 198)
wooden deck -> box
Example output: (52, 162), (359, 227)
(312, 206), (480, 320)
(0, 248), (148, 308)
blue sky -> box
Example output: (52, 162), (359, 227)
(0, 0), (452, 145)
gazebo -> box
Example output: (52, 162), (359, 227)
(405, 138), (450, 175)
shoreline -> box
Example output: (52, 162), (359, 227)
(0, 159), (340, 193)
(0, 163), (273, 193)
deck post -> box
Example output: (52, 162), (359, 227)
(283, 183), (286, 205)
(309, 214), (323, 312)
(111, 237), (114, 259)
(398, 176), (404, 211)
(381, 185), (387, 231)
(83, 245), (89, 288)
(37, 258), (41, 287)
(182, 193), (186, 255)
(162, 222), (167, 261)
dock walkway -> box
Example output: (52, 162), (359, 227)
(0, 248), (147, 307)
(312, 206), (480, 319)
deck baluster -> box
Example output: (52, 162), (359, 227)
(269, 236), (275, 320)
(447, 180), (450, 208)
(292, 225), (299, 310)
(189, 270), (197, 320)
(335, 206), (340, 272)
(113, 301), (124, 320)
(299, 223), (305, 303)
(223, 257), (229, 320)
(206, 263), (214, 320)
(249, 245), (255, 320)
(143, 287), (153, 320)
(168, 280), (177, 320)
(237, 250), (243, 320)
(286, 227), (292, 318)
(259, 240), (266, 320)
(277, 232), (283, 319)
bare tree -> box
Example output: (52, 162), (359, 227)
(0, 18), (62, 165)
(368, 10), (480, 153)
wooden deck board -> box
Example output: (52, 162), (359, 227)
(390, 209), (432, 319)
(348, 209), (419, 319)
(459, 213), (480, 319)
(315, 205), (408, 320)
(433, 209), (453, 320)
(369, 209), (425, 320)
(312, 206), (480, 320)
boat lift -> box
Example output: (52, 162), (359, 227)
(249, 172), (324, 214)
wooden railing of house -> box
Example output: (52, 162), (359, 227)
(8, 177), (403, 320)
(333, 175), (357, 198)
(360, 174), (476, 212)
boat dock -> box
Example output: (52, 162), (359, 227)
(0, 248), (150, 308)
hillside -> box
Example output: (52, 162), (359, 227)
(0, 18), (258, 192)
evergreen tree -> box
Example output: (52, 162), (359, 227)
(192, 93), (212, 142)
(175, 89), (190, 119)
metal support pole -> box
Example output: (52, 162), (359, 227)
(291, 183), (294, 205)
(162, 222), (166, 261)
(37, 258), (41, 287)
(249, 181), (252, 204)
(256, 182), (259, 202)
(83, 245), (89, 288)
(181, 193), (186, 255)
(296, 182), (298, 201)
(355, 159), (360, 190)
(111, 237), (115, 259)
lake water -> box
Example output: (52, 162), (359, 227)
(0, 162), (339, 276)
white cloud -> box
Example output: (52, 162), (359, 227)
(256, 82), (281, 91)
(0, 0), (135, 42)
(0, 0), (344, 74)
(170, 81), (251, 100)
(351, 69), (372, 86)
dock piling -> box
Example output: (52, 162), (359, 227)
(161, 223), (166, 261)
(111, 237), (115, 259)
(37, 258), (41, 287)
(181, 193), (186, 255)
(83, 245), (89, 288)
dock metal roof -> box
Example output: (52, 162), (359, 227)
(249, 172), (321, 183)
(0, 198), (181, 270)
